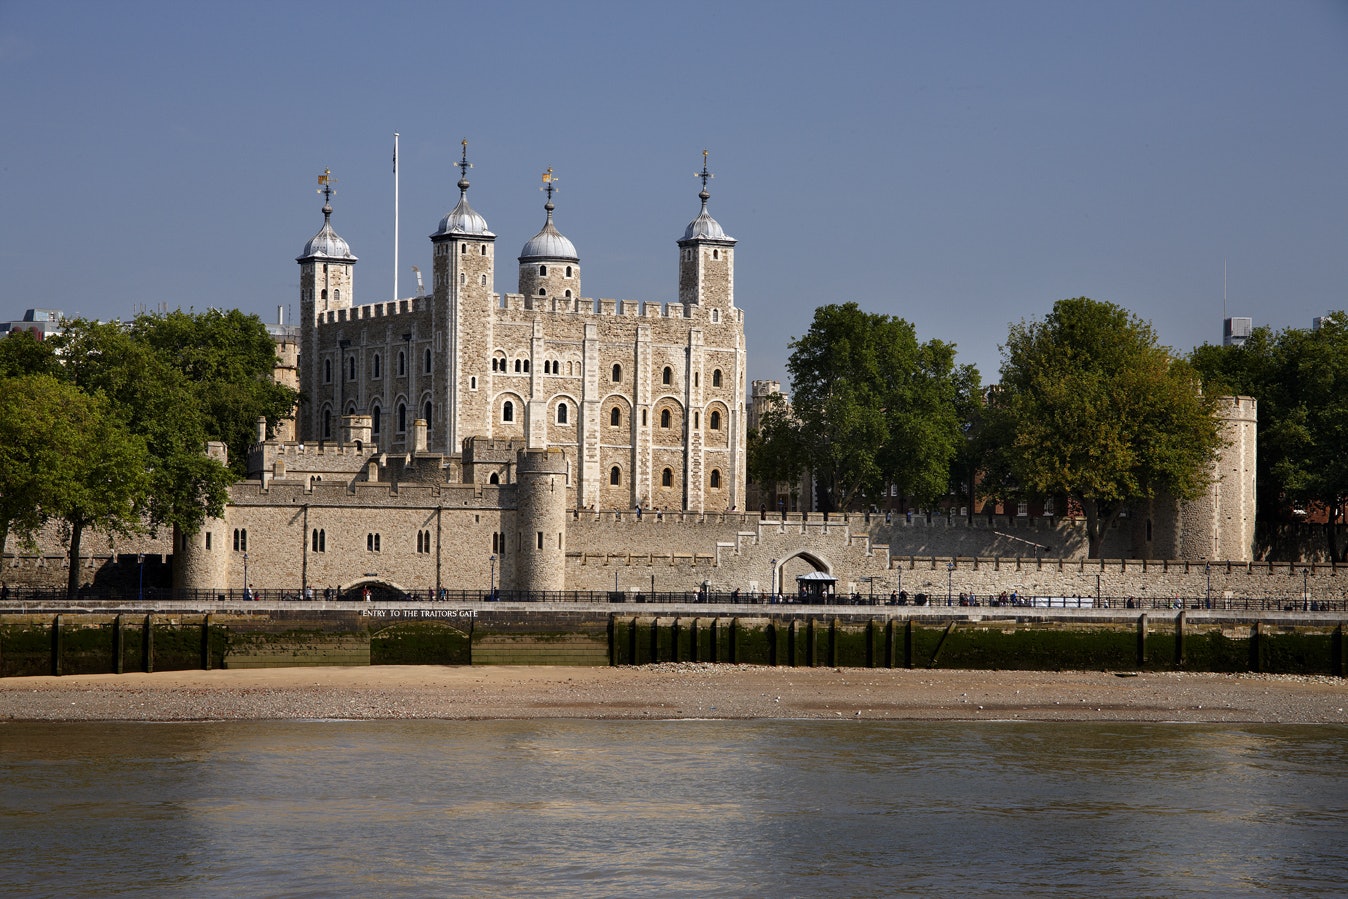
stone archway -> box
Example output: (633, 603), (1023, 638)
(342, 579), (412, 602)
(775, 552), (831, 601)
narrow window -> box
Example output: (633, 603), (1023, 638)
(712, 249), (719, 260)
(470, 376), (477, 389)
(503, 401), (514, 422)
(398, 352), (406, 376)
(460, 273), (466, 285)
(610, 407), (621, 427)
(611, 363), (622, 382)
(398, 402), (407, 432)
(565, 265), (572, 277)
(461, 244), (467, 255)
(424, 349), (431, 373)
(539, 265), (548, 276)
(372, 405), (381, 435)
(712, 369), (722, 387)
(480, 274), (487, 286)
(424, 400), (433, 428)
(610, 466), (621, 486)
(710, 470), (721, 489)
(348, 357), (356, 380)
(660, 409), (671, 428)
(642, 409), (648, 426)
(233, 529), (248, 552)
(536, 531), (544, 550)
(557, 403), (568, 424)
(662, 366), (672, 386)
(481, 245), (487, 255)
(324, 359), (332, 383)
(205, 532), (211, 550)
(710, 410), (721, 430)
(321, 289), (328, 300)
(515, 359), (522, 372)
(323, 408), (332, 438)
(373, 354), (381, 379)
(662, 468), (673, 487)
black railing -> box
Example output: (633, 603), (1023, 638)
(0, 584), (1343, 613)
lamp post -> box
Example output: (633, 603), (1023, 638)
(1205, 563), (1212, 609)
(1095, 572), (1101, 607)
(243, 552), (249, 601)
(946, 561), (954, 606)
(1303, 567), (1310, 611)
(770, 559), (778, 598)
(137, 554), (144, 602)
(489, 554), (497, 601)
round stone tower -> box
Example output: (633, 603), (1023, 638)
(514, 447), (568, 594)
(1175, 395), (1258, 561)
(173, 442), (232, 595)
(517, 169), (580, 303)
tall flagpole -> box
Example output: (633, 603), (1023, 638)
(393, 132), (400, 301)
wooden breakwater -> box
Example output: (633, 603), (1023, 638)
(1, 606), (1345, 677)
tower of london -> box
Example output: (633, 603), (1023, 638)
(296, 145), (746, 514)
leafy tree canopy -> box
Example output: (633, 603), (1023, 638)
(989, 297), (1220, 557)
(1192, 312), (1348, 560)
(752, 302), (977, 513)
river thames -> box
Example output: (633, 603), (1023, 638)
(3, 719), (1346, 897)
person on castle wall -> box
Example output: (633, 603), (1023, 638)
(0, 583), (8, 602)
(636, 504), (642, 520)
(363, 586), (372, 602)
(657, 508), (664, 521)
(304, 586), (313, 601)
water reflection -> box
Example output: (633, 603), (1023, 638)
(2, 721), (1345, 897)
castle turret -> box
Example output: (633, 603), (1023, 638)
(298, 170), (357, 443)
(514, 448), (568, 593)
(518, 168), (580, 305)
(678, 150), (736, 309)
(430, 140), (496, 454)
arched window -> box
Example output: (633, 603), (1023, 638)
(539, 265), (548, 276)
(662, 468), (673, 487)
(565, 265), (572, 277)
(312, 529), (326, 552)
(398, 352), (406, 376)
(371, 405), (381, 435)
(424, 348), (431, 373)
(523, 360), (530, 372)
(322, 408), (332, 438)
(424, 400), (432, 428)
(710, 469), (722, 489)
(711, 309), (720, 323)
(712, 249), (720, 259)
(373, 354), (381, 379)
(611, 363), (622, 382)
(460, 244), (467, 255)
(712, 369), (722, 387)
(348, 357), (356, 380)
(489, 472), (500, 485)
(660, 409), (671, 429)
(557, 403), (568, 424)
(480, 274), (487, 286)
(610, 407), (621, 427)
(503, 401), (514, 422)
(398, 403), (407, 432)
(662, 366), (672, 385)
(610, 466), (621, 486)
(321, 288), (327, 300)
(710, 410), (721, 430)
(481, 245), (487, 255)
(539, 288), (546, 296)
(515, 359), (522, 372)
(324, 359), (332, 383)
(564, 289), (572, 298)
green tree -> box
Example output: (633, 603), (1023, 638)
(0, 329), (60, 379)
(129, 308), (297, 474)
(1193, 313), (1348, 560)
(989, 297), (1221, 558)
(50, 319), (234, 539)
(753, 303), (975, 513)
(0, 375), (148, 597)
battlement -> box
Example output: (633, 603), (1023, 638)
(318, 295), (429, 325)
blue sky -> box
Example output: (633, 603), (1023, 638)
(2, 0), (1344, 389)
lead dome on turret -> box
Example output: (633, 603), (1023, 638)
(435, 194), (493, 237)
(299, 214), (357, 261)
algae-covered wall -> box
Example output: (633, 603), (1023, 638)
(2, 610), (1345, 677)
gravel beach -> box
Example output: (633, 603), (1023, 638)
(1, 665), (1345, 723)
